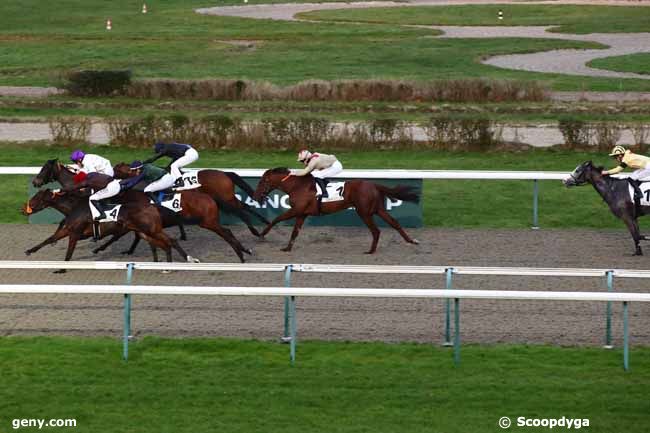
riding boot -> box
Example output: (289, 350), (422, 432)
(314, 178), (329, 198)
(317, 195), (323, 215)
(173, 177), (185, 189)
(91, 200), (106, 221)
(146, 192), (158, 204)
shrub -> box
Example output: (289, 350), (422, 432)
(631, 124), (650, 154)
(66, 70), (132, 97)
(591, 122), (622, 152)
(48, 117), (92, 146)
(558, 118), (591, 149)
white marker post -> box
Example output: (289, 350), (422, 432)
(106, 19), (112, 30)
(142, 3), (147, 14)
(498, 10), (503, 21)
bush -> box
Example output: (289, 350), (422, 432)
(123, 78), (549, 103)
(48, 117), (92, 146)
(631, 124), (650, 154)
(558, 118), (592, 149)
(591, 122), (622, 152)
(66, 70), (132, 97)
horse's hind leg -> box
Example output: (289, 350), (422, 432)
(170, 238), (199, 263)
(178, 224), (187, 241)
(357, 212), (380, 254)
(200, 220), (247, 262)
(376, 208), (419, 245)
(93, 232), (126, 254)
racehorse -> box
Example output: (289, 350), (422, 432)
(115, 162), (269, 237)
(22, 189), (195, 269)
(563, 161), (650, 255)
(32, 158), (188, 242)
(252, 168), (420, 253)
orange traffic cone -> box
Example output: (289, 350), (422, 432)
(106, 19), (112, 30)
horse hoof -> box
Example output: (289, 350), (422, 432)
(244, 248), (253, 255)
(411, 239), (420, 245)
(186, 255), (201, 263)
(161, 269), (172, 274)
(53, 269), (67, 274)
(120, 250), (132, 255)
(364, 250), (376, 254)
(24, 250), (32, 256)
(280, 247), (292, 252)
(92, 249), (100, 255)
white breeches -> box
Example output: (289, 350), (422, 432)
(169, 148), (199, 178)
(89, 180), (120, 218)
(630, 167), (650, 181)
(312, 160), (343, 179)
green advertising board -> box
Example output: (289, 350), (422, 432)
(28, 177), (423, 227)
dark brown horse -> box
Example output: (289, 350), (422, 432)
(113, 162), (268, 236)
(22, 189), (195, 270)
(252, 168), (420, 253)
(564, 161), (650, 255)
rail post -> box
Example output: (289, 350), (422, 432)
(282, 265), (293, 343)
(289, 296), (297, 365)
(454, 298), (461, 366)
(123, 263), (134, 361)
(623, 301), (629, 371)
(532, 179), (539, 230)
(604, 270), (614, 349)
(443, 268), (453, 346)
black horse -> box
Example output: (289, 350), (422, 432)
(563, 161), (649, 255)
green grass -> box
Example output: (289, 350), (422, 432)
(1, 337), (649, 433)
(300, 4), (650, 34)
(1, 1), (650, 91)
(589, 53), (650, 76)
(0, 145), (640, 230)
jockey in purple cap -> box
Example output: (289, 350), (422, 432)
(70, 150), (113, 177)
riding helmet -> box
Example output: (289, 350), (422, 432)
(130, 160), (144, 170)
(609, 145), (626, 157)
(297, 149), (312, 162)
(70, 150), (85, 162)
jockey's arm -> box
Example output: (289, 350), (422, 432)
(292, 158), (319, 177)
(603, 164), (625, 176)
(143, 153), (164, 164)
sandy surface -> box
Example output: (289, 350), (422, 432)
(197, 0), (650, 80)
(1, 224), (650, 346)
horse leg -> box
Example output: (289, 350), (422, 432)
(170, 238), (199, 263)
(178, 224), (187, 241)
(261, 209), (299, 237)
(93, 232), (126, 254)
(25, 226), (70, 256)
(622, 215), (643, 255)
(199, 220), (247, 263)
(227, 198), (262, 237)
(376, 208), (419, 245)
(357, 212), (380, 254)
(53, 234), (80, 274)
(281, 216), (306, 252)
(122, 233), (142, 255)
(138, 232), (171, 263)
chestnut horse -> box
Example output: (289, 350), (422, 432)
(252, 168), (420, 253)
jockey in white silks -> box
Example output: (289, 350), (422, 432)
(292, 149), (343, 199)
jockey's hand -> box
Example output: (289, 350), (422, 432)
(601, 171), (609, 176)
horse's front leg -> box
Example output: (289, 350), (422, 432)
(260, 208), (298, 237)
(25, 226), (70, 256)
(93, 232), (125, 254)
(622, 214), (643, 255)
(281, 216), (306, 252)
(53, 234), (80, 274)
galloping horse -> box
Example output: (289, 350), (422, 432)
(252, 168), (420, 253)
(113, 162), (269, 236)
(564, 161), (650, 255)
(22, 189), (195, 269)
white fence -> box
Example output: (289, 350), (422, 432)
(0, 260), (648, 370)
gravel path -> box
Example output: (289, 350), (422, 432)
(2, 224), (650, 346)
(196, 0), (650, 80)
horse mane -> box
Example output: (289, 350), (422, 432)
(269, 167), (290, 174)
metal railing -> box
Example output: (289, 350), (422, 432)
(1, 260), (649, 369)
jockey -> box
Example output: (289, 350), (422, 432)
(70, 150), (114, 177)
(60, 172), (117, 223)
(603, 145), (650, 201)
(142, 142), (198, 195)
(292, 149), (343, 199)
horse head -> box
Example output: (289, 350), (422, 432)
(22, 189), (59, 215)
(563, 161), (602, 187)
(253, 167), (290, 202)
(113, 162), (132, 179)
(32, 159), (59, 187)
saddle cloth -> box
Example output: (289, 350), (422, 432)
(628, 182), (650, 206)
(173, 170), (201, 191)
(159, 193), (183, 212)
(316, 181), (345, 203)
(98, 204), (122, 223)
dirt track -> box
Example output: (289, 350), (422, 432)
(1, 223), (650, 346)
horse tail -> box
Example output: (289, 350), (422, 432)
(225, 171), (256, 197)
(375, 184), (420, 204)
